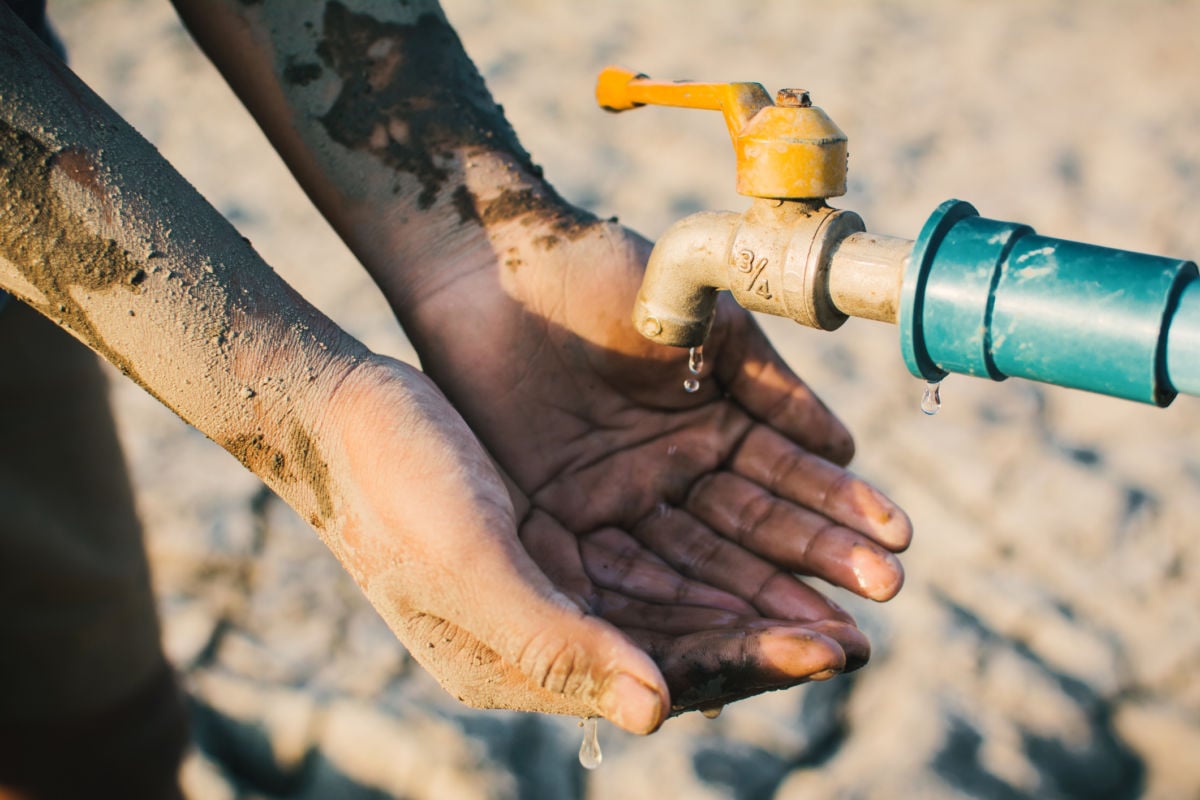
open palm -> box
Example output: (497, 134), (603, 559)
(396, 218), (911, 715)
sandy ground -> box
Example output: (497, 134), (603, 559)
(39, 0), (1200, 797)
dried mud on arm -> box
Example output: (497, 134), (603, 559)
(0, 5), (367, 535)
(168, 0), (597, 315)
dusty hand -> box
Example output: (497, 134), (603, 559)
(396, 214), (912, 718)
(319, 356), (677, 733)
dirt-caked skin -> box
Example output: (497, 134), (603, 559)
(1, 0), (911, 733)
(0, 11), (359, 537)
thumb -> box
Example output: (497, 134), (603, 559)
(473, 511), (670, 734)
(363, 507), (671, 732)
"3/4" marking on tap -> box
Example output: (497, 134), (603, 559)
(734, 249), (773, 300)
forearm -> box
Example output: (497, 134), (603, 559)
(169, 0), (595, 315)
(0, 6), (367, 532)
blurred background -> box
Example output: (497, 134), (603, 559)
(48, 0), (1200, 797)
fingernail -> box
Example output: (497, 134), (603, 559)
(866, 494), (912, 551)
(810, 668), (842, 681)
(850, 544), (904, 601)
(601, 673), (665, 735)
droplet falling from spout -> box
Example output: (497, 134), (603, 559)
(921, 381), (942, 416)
(700, 705), (724, 719)
(579, 717), (602, 769)
(683, 345), (704, 393)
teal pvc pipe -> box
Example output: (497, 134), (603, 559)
(901, 200), (1198, 406)
(1166, 279), (1200, 397)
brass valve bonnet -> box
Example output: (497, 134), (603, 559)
(736, 103), (847, 199)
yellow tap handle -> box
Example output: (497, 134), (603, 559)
(596, 65), (848, 200)
(595, 66), (772, 139)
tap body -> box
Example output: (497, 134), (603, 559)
(634, 198), (913, 346)
(634, 199), (870, 346)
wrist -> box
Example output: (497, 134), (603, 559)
(358, 151), (598, 311)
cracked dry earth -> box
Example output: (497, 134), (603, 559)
(45, 0), (1200, 798)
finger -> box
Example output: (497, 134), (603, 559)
(630, 506), (855, 624)
(591, 589), (746, 635)
(712, 301), (854, 466)
(629, 624), (849, 712)
(580, 528), (756, 614)
(805, 619), (870, 673)
(517, 504), (598, 612)
(391, 509), (670, 734)
(646, 617), (870, 674)
(731, 425), (912, 551)
(687, 472), (905, 601)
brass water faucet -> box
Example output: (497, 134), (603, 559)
(597, 66), (911, 349)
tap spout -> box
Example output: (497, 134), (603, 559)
(632, 211), (740, 348)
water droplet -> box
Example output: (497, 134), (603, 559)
(682, 345), (707, 393)
(921, 381), (942, 416)
(667, 444), (678, 456)
(656, 502), (671, 519)
(700, 705), (724, 719)
(579, 717), (602, 769)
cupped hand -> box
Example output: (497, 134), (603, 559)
(318, 356), (675, 733)
(393, 213), (912, 718)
